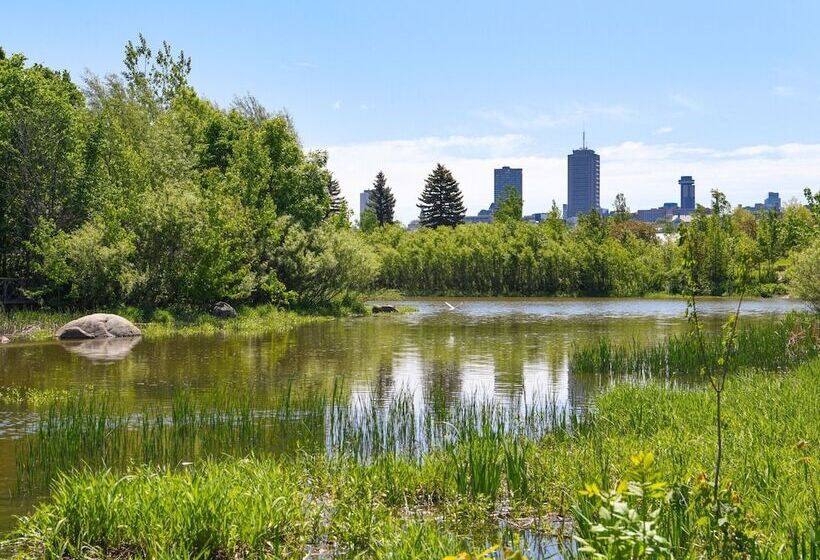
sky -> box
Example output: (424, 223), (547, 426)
(4, 1), (820, 223)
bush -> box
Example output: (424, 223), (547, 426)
(788, 238), (820, 310)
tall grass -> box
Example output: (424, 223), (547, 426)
(570, 313), (819, 377)
(6, 358), (818, 558)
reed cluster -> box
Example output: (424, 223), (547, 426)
(570, 313), (819, 377)
(5, 357), (818, 558)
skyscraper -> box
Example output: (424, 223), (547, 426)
(359, 189), (374, 218)
(493, 166), (523, 209)
(763, 192), (781, 212)
(679, 176), (695, 210)
(566, 139), (600, 218)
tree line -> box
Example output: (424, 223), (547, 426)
(0, 37), (378, 311)
(1, 39), (818, 311)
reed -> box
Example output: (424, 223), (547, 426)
(569, 313), (819, 377)
(5, 358), (819, 558)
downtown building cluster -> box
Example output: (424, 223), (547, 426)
(361, 141), (784, 228)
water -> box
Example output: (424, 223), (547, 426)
(0, 297), (805, 535)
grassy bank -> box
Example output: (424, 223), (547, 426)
(0, 304), (342, 342)
(4, 356), (818, 558)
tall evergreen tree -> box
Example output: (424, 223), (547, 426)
(367, 171), (396, 226)
(326, 177), (344, 216)
(417, 164), (466, 228)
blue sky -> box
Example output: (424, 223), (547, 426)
(4, 1), (820, 222)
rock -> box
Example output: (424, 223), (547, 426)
(55, 313), (141, 340)
(212, 301), (237, 319)
(372, 305), (398, 314)
(0, 336), (9, 344)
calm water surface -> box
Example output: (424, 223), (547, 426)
(0, 297), (806, 533)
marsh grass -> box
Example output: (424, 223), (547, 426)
(0, 304), (326, 341)
(570, 313), (819, 377)
(5, 357), (819, 558)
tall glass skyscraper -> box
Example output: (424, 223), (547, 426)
(566, 147), (600, 218)
(493, 166), (523, 209)
(359, 189), (373, 218)
(679, 176), (695, 210)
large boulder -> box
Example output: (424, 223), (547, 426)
(55, 313), (141, 340)
(212, 301), (237, 319)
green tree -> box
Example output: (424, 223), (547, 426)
(756, 210), (782, 283)
(417, 164), (466, 228)
(326, 176), (344, 216)
(494, 186), (522, 222)
(122, 33), (191, 108)
(359, 208), (378, 233)
(789, 238), (820, 311)
(367, 171), (396, 226)
(0, 52), (89, 277)
(612, 192), (631, 223)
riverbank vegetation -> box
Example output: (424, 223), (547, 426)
(4, 41), (820, 318)
(0, 304), (336, 341)
(366, 190), (820, 299)
(3, 354), (817, 558)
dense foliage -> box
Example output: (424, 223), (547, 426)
(0, 41), (376, 310)
(367, 190), (819, 297)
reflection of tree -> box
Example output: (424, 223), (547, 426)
(422, 360), (462, 419)
(373, 356), (394, 404)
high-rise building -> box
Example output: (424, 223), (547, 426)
(493, 166), (523, 209)
(679, 176), (695, 211)
(566, 140), (600, 218)
(359, 189), (374, 218)
(763, 192), (781, 212)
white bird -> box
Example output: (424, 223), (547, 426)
(443, 301), (462, 311)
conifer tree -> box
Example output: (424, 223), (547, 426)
(417, 164), (466, 228)
(367, 171), (396, 226)
(326, 177), (344, 216)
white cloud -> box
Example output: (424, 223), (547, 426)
(772, 85), (796, 97)
(359, 104), (368, 110)
(654, 126), (673, 135)
(332, 100), (341, 110)
(475, 103), (634, 130)
(320, 136), (820, 223)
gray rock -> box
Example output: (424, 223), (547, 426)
(55, 313), (141, 340)
(212, 301), (237, 319)
(372, 305), (398, 314)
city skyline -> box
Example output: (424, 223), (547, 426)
(5, 1), (820, 223)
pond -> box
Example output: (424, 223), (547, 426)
(0, 297), (806, 534)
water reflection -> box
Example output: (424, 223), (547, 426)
(60, 336), (142, 363)
(0, 297), (806, 533)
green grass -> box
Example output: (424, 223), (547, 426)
(0, 304), (327, 341)
(5, 357), (818, 558)
(570, 313), (819, 377)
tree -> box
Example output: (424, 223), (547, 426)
(612, 193), (630, 223)
(367, 171), (395, 226)
(789, 237), (820, 311)
(756, 210), (782, 283)
(417, 163), (465, 228)
(122, 33), (191, 108)
(326, 176), (344, 216)
(494, 186), (522, 222)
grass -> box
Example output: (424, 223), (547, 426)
(0, 304), (328, 341)
(4, 355), (819, 558)
(570, 313), (819, 377)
